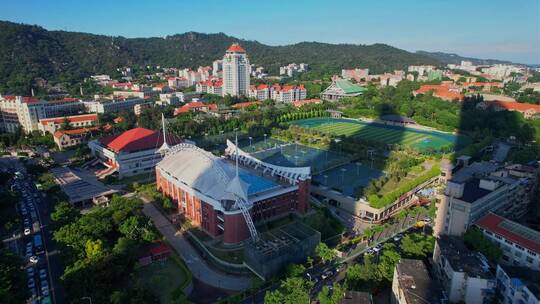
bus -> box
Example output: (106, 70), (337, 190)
(34, 234), (44, 255)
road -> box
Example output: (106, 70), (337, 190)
(140, 197), (253, 291)
(7, 167), (66, 304)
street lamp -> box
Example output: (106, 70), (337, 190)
(323, 174), (328, 186)
(249, 136), (253, 148)
(356, 162), (361, 175)
(264, 133), (267, 146)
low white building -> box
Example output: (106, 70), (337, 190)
(475, 213), (540, 270)
(433, 236), (496, 304)
(88, 127), (181, 178)
(495, 265), (540, 304)
(38, 113), (98, 134)
(0, 95), (83, 133)
(83, 98), (145, 114)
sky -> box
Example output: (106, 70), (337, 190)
(1, 0), (540, 64)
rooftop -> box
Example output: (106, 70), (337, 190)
(395, 259), (443, 304)
(437, 235), (493, 279)
(227, 43), (246, 53)
(99, 127), (181, 153)
(499, 265), (540, 299)
(335, 79), (366, 94)
(40, 114), (98, 125)
(476, 213), (540, 253)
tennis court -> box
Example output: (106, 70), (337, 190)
(291, 118), (467, 152)
(312, 162), (383, 197)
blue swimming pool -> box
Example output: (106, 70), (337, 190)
(239, 171), (279, 195)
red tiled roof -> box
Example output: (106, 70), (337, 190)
(99, 127), (181, 153)
(174, 102), (218, 115)
(232, 101), (261, 109)
(476, 213), (540, 253)
(484, 100), (540, 113)
(415, 84), (464, 101)
(2, 95), (40, 103)
(40, 114), (98, 126)
(53, 127), (99, 139)
(227, 43), (246, 53)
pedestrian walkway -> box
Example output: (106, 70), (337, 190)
(141, 198), (253, 291)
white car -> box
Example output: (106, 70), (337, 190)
(373, 246), (381, 253)
(24, 228), (31, 235)
(29, 256), (39, 264)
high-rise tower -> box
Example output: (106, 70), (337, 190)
(222, 43), (250, 97)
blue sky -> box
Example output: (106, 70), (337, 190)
(2, 0), (539, 63)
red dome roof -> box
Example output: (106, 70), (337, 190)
(227, 43), (246, 53)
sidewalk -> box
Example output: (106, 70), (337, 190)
(141, 197), (253, 291)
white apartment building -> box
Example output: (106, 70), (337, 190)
(482, 64), (523, 80)
(212, 60), (223, 76)
(342, 68), (369, 81)
(434, 159), (532, 237)
(157, 92), (184, 106)
(475, 213), (540, 271)
(279, 63), (308, 77)
(38, 113), (98, 134)
(222, 43), (250, 97)
(248, 84), (307, 102)
(195, 79), (223, 96)
(407, 65), (435, 76)
(433, 236), (496, 304)
(495, 265), (540, 304)
(83, 98), (145, 114)
(0, 95), (83, 133)
(167, 77), (189, 89)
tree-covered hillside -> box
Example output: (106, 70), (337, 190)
(0, 20), (439, 94)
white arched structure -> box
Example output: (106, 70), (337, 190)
(225, 140), (311, 184)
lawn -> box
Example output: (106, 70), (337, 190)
(302, 207), (345, 242)
(132, 254), (191, 303)
(290, 117), (466, 152)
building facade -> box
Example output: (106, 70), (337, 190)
(434, 160), (532, 237)
(53, 127), (98, 150)
(433, 236), (496, 304)
(88, 127), (181, 178)
(495, 265), (540, 304)
(222, 44), (250, 97)
(83, 98), (145, 114)
(155, 141), (311, 244)
(0, 95), (83, 133)
(475, 213), (540, 270)
(38, 113), (98, 134)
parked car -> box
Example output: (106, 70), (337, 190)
(39, 269), (47, 280)
(24, 228), (31, 235)
(27, 278), (35, 289)
(29, 256), (39, 264)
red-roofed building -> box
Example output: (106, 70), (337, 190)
(88, 127), (182, 178)
(174, 102), (218, 116)
(414, 84), (464, 101)
(227, 43), (246, 53)
(475, 213), (540, 270)
(196, 79), (223, 95)
(248, 84), (306, 102)
(53, 127), (100, 150)
(476, 100), (540, 119)
(462, 82), (504, 92)
(231, 101), (261, 109)
(38, 114), (98, 134)
(0, 94), (83, 133)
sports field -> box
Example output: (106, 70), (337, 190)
(291, 118), (468, 152)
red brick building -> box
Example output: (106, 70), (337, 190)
(156, 143), (311, 244)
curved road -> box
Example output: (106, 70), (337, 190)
(141, 197), (253, 291)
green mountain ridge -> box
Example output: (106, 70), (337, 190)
(0, 20), (440, 94)
(416, 50), (515, 65)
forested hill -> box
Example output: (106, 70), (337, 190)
(416, 50), (514, 65)
(0, 20), (439, 94)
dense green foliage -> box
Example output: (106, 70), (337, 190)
(416, 51), (513, 65)
(463, 227), (503, 263)
(399, 233), (435, 259)
(264, 277), (313, 304)
(52, 195), (161, 303)
(0, 20), (439, 94)
(0, 248), (29, 304)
